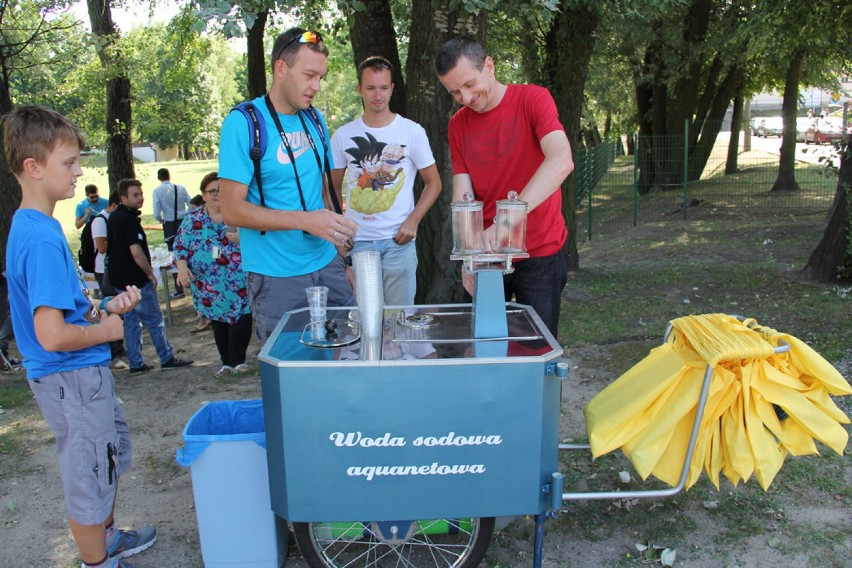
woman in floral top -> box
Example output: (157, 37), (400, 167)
(175, 172), (252, 376)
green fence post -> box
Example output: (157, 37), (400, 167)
(683, 119), (689, 220)
(633, 133), (639, 227)
(586, 148), (593, 239)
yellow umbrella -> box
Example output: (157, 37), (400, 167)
(584, 313), (851, 490)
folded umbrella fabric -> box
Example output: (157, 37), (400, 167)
(584, 313), (851, 490)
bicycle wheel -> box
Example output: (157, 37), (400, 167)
(293, 517), (495, 568)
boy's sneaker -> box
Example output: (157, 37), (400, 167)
(233, 363), (251, 373)
(81, 559), (137, 568)
(106, 526), (157, 559)
(169, 290), (185, 299)
(162, 356), (193, 369)
(128, 363), (153, 374)
(110, 357), (128, 370)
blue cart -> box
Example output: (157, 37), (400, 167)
(257, 266), (724, 567)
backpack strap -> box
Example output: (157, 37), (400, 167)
(231, 102), (268, 235)
(301, 105), (343, 215)
(231, 101), (342, 229)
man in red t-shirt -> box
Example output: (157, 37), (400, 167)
(435, 37), (574, 338)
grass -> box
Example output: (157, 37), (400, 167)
(524, 160), (852, 566)
(61, 157), (219, 252)
(5, 153), (852, 566)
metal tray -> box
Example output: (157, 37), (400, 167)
(299, 319), (361, 348)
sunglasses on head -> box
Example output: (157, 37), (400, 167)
(274, 30), (323, 62)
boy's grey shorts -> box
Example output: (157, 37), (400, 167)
(29, 365), (132, 526)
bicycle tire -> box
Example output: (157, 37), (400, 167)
(293, 517), (495, 568)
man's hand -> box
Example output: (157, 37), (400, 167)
(393, 217), (419, 245)
(302, 209), (358, 247)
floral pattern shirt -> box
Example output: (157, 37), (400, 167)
(174, 207), (249, 324)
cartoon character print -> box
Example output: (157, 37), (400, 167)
(344, 133), (406, 215)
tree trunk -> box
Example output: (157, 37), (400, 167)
(406, 0), (485, 303)
(633, 2), (747, 193)
(545, 2), (601, 271)
(771, 51), (803, 192)
(246, 9), (268, 99)
(87, 0), (134, 192)
(348, 0), (406, 116)
(801, 143), (851, 281)
(0, 44), (21, 268)
(725, 90), (744, 174)
(687, 63), (742, 180)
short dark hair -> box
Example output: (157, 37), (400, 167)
(190, 194), (205, 208)
(157, 168), (170, 181)
(199, 171), (218, 194)
(435, 37), (486, 76)
(357, 56), (394, 84)
(270, 27), (329, 71)
(117, 178), (142, 198)
(1, 105), (84, 175)
(85, 184), (98, 195)
(108, 190), (120, 206)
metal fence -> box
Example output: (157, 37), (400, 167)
(574, 131), (841, 239)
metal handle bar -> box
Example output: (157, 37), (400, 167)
(557, 317), (790, 503)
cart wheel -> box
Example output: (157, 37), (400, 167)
(293, 517), (495, 568)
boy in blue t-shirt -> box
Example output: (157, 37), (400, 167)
(2, 105), (154, 568)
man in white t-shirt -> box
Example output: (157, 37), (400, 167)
(90, 190), (127, 370)
(331, 56), (442, 305)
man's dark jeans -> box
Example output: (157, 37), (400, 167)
(503, 250), (568, 339)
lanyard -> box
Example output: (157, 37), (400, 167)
(263, 94), (324, 212)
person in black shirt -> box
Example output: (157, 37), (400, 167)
(107, 179), (193, 373)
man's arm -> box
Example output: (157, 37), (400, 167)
(75, 206), (92, 229)
(330, 168), (345, 206)
(219, 178), (358, 245)
(152, 188), (164, 223)
(394, 164), (442, 244)
(129, 244), (157, 284)
(516, 130), (574, 211)
(452, 173), (475, 202)
(179, 186), (192, 212)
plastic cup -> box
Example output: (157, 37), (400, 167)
(352, 252), (384, 338)
(306, 286), (329, 323)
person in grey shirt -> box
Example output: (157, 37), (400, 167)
(152, 168), (191, 298)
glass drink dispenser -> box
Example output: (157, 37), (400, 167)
(495, 191), (528, 253)
(451, 193), (484, 255)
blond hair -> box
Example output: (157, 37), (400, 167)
(2, 105), (84, 174)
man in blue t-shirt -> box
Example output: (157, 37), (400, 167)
(75, 183), (109, 229)
(219, 27), (358, 340)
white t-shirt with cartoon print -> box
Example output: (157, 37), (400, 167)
(331, 115), (435, 241)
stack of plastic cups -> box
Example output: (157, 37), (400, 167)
(352, 251), (384, 360)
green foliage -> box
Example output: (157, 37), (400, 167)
(3, 1), (88, 103)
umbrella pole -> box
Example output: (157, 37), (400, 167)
(559, 364), (714, 502)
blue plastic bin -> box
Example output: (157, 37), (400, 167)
(177, 399), (287, 568)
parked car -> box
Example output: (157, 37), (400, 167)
(795, 117), (812, 142)
(805, 116), (844, 144)
(755, 116), (783, 137)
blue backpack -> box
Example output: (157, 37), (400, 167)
(230, 102), (343, 220)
